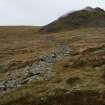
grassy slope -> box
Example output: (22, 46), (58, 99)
(0, 26), (54, 79)
(0, 27), (105, 105)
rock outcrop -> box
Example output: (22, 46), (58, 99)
(0, 43), (72, 94)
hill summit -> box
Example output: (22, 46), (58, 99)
(40, 7), (105, 33)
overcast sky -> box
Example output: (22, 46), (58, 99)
(0, 0), (105, 26)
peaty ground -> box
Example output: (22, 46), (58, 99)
(0, 27), (105, 105)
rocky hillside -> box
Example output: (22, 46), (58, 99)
(40, 7), (105, 33)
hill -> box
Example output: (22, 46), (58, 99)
(39, 7), (105, 33)
(0, 8), (105, 105)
